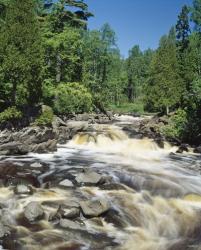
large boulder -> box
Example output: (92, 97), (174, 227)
(80, 198), (110, 217)
(24, 202), (44, 222)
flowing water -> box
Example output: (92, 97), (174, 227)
(1, 116), (201, 250)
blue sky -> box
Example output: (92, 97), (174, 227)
(85, 0), (193, 57)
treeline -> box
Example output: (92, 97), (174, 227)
(0, 0), (127, 120)
(0, 0), (201, 143)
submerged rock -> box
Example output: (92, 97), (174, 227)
(80, 198), (110, 217)
(24, 202), (44, 222)
(75, 170), (102, 185)
(59, 179), (74, 188)
(14, 184), (33, 195)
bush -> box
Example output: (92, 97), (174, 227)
(161, 109), (187, 140)
(34, 106), (54, 126)
(54, 82), (92, 114)
(0, 107), (22, 123)
(109, 101), (144, 114)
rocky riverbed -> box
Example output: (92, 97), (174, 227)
(0, 115), (201, 249)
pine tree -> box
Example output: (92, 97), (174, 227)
(0, 0), (43, 107)
(145, 27), (183, 114)
(176, 5), (190, 52)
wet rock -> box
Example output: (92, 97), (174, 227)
(176, 144), (189, 153)
(63, 208), (80, 219)
(0, 210), (16, 226)
(24, 202), (44, 222)
(0, 142), (28, 155)
(100, 183), (127, 191)
(194, 146), (201, 154)
(103, 209), (127, 228)
(59, 218), (84, 230)
(30, 162), (43, 168)
(30, 139), (57, 153)
(80, 198), (110, 218)
(49, 206), (80, 221)
(14, 184), (33, 195)
(59, 179), (74, 188)
(75, 170), (102, 185)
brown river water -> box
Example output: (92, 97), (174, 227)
(0, 116), (201, 250)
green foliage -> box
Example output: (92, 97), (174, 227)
(54, 82), (92, 114)
(0, 0), (43, 107)
(109, 101), (144, 114)
(0, 106), (22, 123)
(34, 107), (54, 126)
(144, 27), (184, 114)
(161, 109), (187, 139)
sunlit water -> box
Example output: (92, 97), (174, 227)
(1, 117), (201, 249)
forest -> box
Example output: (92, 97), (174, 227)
(0, 0), (201, 144)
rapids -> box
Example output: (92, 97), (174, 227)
(0, 116), (201, 250)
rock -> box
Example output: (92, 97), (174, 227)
(75, 170), (102, 185)
(59, 179), (74, 188)
(14, 184), (33, 195)
(49, 206), (80, 221)
(80, 198), (110, 217)
(0, 223), (10, 238)
(24, 202), (44, 222)
(63, 208), (80, 219)
(59, 218), (84, 230)
(30, 139), (57, 153)
(194, 146), (201, 154)
(30, 162), (43, 168)
(0, 210), (16, 227)
(0, 142), (28, 155)
(176, 144), (189, 153)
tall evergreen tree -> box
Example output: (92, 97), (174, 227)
(0, 0), (43, 107)
(145, 27), (183, 114)
(176, 5), (190, 52)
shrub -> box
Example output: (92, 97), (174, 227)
(54, 82), (92, 114)
(34, 106), (54, 126)
(0, 107), (22, 123)
(161, 109), (187, 140)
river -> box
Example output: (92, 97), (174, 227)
(0, 116), (201, 250)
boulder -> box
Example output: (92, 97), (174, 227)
(75, 170), (102, 185)
(24, 202), (44, 222)
(80, 198), (110, 217)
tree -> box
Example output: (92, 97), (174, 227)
(176, 5), (191, 52)
(0, 0), (43, 108)
(191, 0), (201, 32)
(145, 27), (183, 114)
